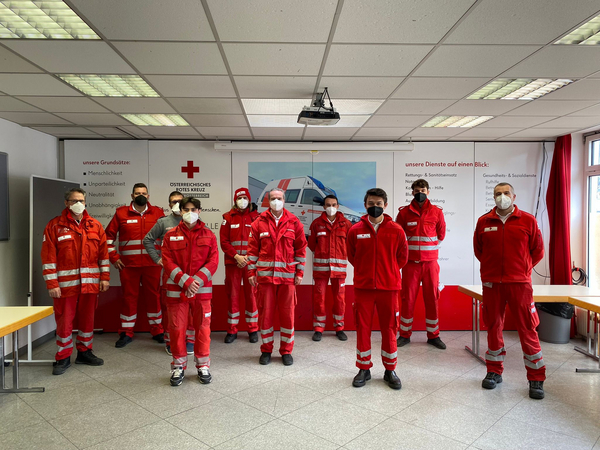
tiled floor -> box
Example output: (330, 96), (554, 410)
(1, 330), (600, 450)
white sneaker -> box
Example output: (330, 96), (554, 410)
(197, 367), (212, 384)
(170, 367), (184, 386)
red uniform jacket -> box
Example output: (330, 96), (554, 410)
(347, 214), (409, 290)
(220, 206), (259, 265)
(247, 209), (307, 285)
(308, 211), (352, 279)
(396, 199), (446, 262)
(474, 205), (544, 283)
(105, 202), (164, 267)
(161, 221), (219, 301)
(41, 209), (110, 296)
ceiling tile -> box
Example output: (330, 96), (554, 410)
(503, 128), (577, 138)
(16, 97), (110, 113)
(32, 126), (100, 137)
(195, 127), (252, 138)
(235, 76), (317, 98)
(440, 99), (523, 116)
(208, 0), (337, 42)
(331, 115), (371, 127)
(392, 77), (490, 99)
(533, 116), (600, 129)
(537, 79), (600, 101)
(0, 46), (42, 73)
(482, 116), (556, 128)
(352, 135), (405, 141)
(365, 115), (431, 128)
(87, 127), (130, 137)
(414, 45), (540, 77)
(404, 127), (465, 137)
(324, 45), (433, 76)
(377, 99), (454, 115)
(93, 98), (176, 113)
(183, 115), (247, 127)
(497, 137), (552, 141)
(114, 42), (226, 75)
(55, 113), (130, 126)
(243, 99), (307, 115)
(137, 126), (201, 137)
(254, 135), (303, 140)
(319, 77), (403, 99)
(446, 0), (600, 44)
(252, 127), (304, 137)
(0, 112), (70, 125)
(334, 0), (475, 44)
(2, 41), (134, 74)
(304, 127), (359, 137)
(70, 0), (215, 41)
(167, 98), (243, 114)
(0, 74), (81, 96)
(119, 126), (154, 138)
(452, 128), (524, 138)
(0, 97), (42, 112)
(504, 100), (598, 116)
(568, 103), (600, 116)
(354, 128), (411, 138)
(303, 135), (358, 141)
(247, 115), (304, 127)
(502, 47), (600, 79)
(224, 44), (325, 76)
(145, 75), (236, 98)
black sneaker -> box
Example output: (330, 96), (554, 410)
(384, 370), (402, 390)
(248, 331), (258, 343)
(152, 333), (165, 344)
(52, 357), (71, 375)
(224, 333), (237, 344)
(482, 372), (503, 389)
(336, 331), (348, 341)
(312, 331), (322, 342)
(529, 380), (544, 399)
(75, 350), (104, 366)
(198, 367), (212, 384)
(259, 352), (271, 365)
(115, 332), (132, 348)
(282, 354), (294, 366)
(165, 345), (172, 356)
(170, 367), (184, 386)
(427, 337), (447, 350)
(397, 337), (410, 347)
(352, 369), (371, 387)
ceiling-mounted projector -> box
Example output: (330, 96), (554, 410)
(297, 87), (340, 126)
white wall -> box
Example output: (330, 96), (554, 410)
(0, 118), (58, 351)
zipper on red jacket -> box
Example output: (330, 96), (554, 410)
(373, 222), (378, 289)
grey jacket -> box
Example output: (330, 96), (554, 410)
(143, 214), (182, 264)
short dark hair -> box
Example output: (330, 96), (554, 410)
(181, 197), (201, 209)
(494, 182), (514, 193)
(364, 188), (387, 204)
(168, 190), (183, 202)
(411, 179), (429, 190)
(64, 187), (86, 201)
(323, 194), (338, 204)
(132, 183), (148, 194)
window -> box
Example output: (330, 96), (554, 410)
(284, 189), (300, 203)
(586, 136), (600, 289)
(301, 189), (323, 206)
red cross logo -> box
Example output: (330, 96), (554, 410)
(301, 210), (306, 215)
(181, 161), (199, 179)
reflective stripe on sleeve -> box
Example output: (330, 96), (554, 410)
(43, 263), (56, 270)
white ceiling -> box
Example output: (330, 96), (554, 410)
(0, 0), (598, 141)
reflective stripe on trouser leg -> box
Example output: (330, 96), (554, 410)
(186, 329), (195, 343)
(161, 289), (170, 344)
(331, 278), (346, 331)
(53, 295), (78, 360)
(167, 297), (191, 370)
(119, 266), (143, 336)
(354, 288), (376, 369)
(312, 277), (328, 332)
(485, 347), (506, 362)
(277, 285), (296, 355)
(191, 297), (211, 369)
(422, 261), (441, 339)
(376, 290), (399, 370)
(242, 265), (259, 333)
(400, 261), (421, 338)
(141, 266), (164, 336)
(258, 283), (276, 353)
(481, 283), (508, 375)
(225, 264), (242, 334)
(73, 293), (97, 353)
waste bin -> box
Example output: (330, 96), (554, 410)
(537, 309), (571, 344)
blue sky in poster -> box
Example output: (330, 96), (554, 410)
(249, 161), (376, 213)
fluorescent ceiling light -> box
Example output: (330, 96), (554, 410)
(121, 114), (189, 127)
(468, 78), (573, 100)
(0, 0), (99, 39)
(58, 75), (159, 97)
(555, 14), (600, 45)
(247, 115), (305, 127)
(242, 98), (384, 115)
(214, 141), (414, 152)
(422, 116), (493, 128)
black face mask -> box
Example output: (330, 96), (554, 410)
(414, 192), (427, 203)
(367, 206), (384, 218)
(134, 195), (148, 206)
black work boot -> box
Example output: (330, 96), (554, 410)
(384, 370), (402, 390)
(282, 354), (293, 366)
(75, 350), (104, 366)
(336, 331), (348, 341)
(397, 336), (410, 347)
(312, 331), (322, 342)
(224, 333), (237, 344)
(259, 352), (271, 365)
(352, 369), (371, 387)
(427, 337), (447, 350)
(115, 332), (132, 348)
(152, 333), (165, 344)
(529, 380), (544, 399)
(482, 372), (503, 389)
(248, 332), (258, 343)
(52, 357), (71, 375)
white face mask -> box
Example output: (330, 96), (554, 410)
(236, 198), (249, 209)
(495, 194), (512, 210)
(325, 206), (337, 217)
(270, 199), (284, 212)
(182, 211), (199, 224)
(171, 202), (181, 216)
(69, 202), (85, 215)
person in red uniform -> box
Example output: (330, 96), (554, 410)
(42, 188), (109, 375)
(347, 188), (408, 390)
(474, 182), (546, 400)
(396, 179), (447, 349)
(161, 197), (218, 386)
(308, 194), (352, 342)
(106, 183), (165, 348)
(220, 187), (259, 344)
(247, 188), (307, 366)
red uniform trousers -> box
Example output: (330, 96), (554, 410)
(313, 277), (346, 332)
(482, 283), (546, 381)
(354, 289), (399, 371)
(400, 261), (440, 339)
(225, 264), (259, 334)
(258, 284), (296, 355)
(53, 293), (97, 360)
(119, 266), (163, 337)
(167, 296), (211, 370)
(160, 288), (194, 345)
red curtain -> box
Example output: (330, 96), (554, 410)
(546, 134), (572, 285)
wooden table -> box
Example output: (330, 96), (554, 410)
(1, 306), (54, 393)
(458, 285), (600, 364)
(568, 296), (600, 373)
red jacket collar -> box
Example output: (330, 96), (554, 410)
(360, 213), (392, 231)
(319, 210), (344, 224)
(129, 201), (152, 215)
(60, 208), (91, 226)
(485, 205), (522, 220)
(261, 208), (291, 224)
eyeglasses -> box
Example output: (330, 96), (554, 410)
(67, 199), (85, 204)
